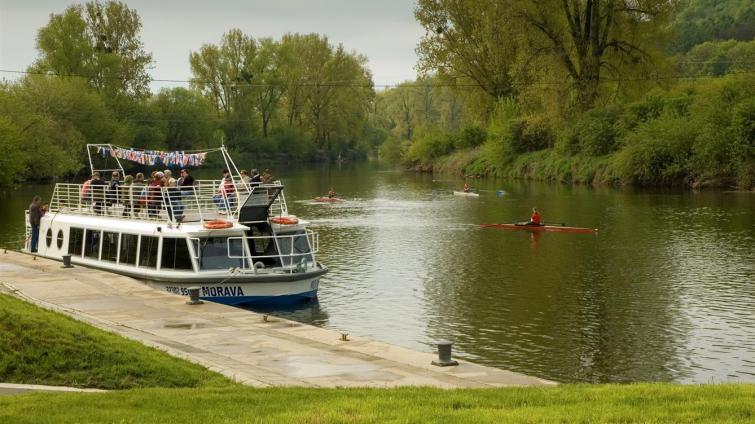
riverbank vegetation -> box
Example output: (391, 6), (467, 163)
(0, 293), (233, 389)
(0, 0), (752, 190)
(0, 1), (377, 188)
(374, 0), (755, 189)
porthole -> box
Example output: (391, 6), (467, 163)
(45, 228), (53, 248)
(57, 229), (64, 249)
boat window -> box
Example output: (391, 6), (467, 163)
(45, 228), (53, 248)
(119, 234), (138, 266)
(101, 232), (119, 262)
(198, 237), (244, 270)
(276, 230), (313, 266)
(248, 225), (273, 255)
(56, 229), (64, 249)
(84, 229), (101, 259)
(161, 238), (193, 271)
(139, 235), (159, 268)
(69, 228), (84, 256)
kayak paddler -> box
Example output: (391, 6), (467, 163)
(525, 207), (541, 226)
(463, 183), (471, 193)
(328, 187), (336, 199)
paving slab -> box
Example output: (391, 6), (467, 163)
(0, 251), (556, 388)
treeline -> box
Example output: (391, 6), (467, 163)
(0, 1), (377, 188)
(375, 0), (754, 189)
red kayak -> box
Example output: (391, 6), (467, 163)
(480, 223), (597, 234)
(314, 197), (344, 203)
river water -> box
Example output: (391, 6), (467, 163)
(1, 162), (753, 384)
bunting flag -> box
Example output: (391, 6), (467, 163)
(98, 146), (208, 168)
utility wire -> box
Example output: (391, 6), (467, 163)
(1, 68), (754, 89)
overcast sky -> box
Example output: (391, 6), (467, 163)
(0, 0), (424, 91)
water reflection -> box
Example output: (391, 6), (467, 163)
(1, 163), (753, 383)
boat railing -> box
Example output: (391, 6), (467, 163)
(226, 230), (318, 273)
(48, 180), (288, 224)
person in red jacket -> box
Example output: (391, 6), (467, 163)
(528, 207), (541, 226)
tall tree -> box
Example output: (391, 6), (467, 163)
(34, 0), (153, 100)
(415, 0), (521, 105)
(517, 0), (677, 110)
(252, 38), (286, 137)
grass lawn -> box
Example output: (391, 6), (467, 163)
(0, 384), (753, 423)
(1, 293), (752, 422)
(0, 293), (234, 389)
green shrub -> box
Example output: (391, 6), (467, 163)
(454, 125), (486, 149)
(568, 108), (621, 156)
(379, 136), (405, 163)
(615, 113), (697, 185)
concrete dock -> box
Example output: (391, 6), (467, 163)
(0, 251), (554, 388)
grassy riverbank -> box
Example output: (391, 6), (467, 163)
(402, 74), (755, 190)
(1, 384), (753, 423)
(0, 294), (234, 389)
(2, 293), (753, 422)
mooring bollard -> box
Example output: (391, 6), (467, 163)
(186, 287), (203, 305)
(432, 340), (459, 367)
(61, 254), (73, 268)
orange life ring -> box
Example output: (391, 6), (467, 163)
(203, 219), (233, 229)
(271, 216), (299, 225)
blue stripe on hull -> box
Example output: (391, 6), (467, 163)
(204, 290), (318, 306)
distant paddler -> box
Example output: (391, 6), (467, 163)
(463, 183), (471, 193)
(328, 187), (336, 199)
(521, 207), (542, 226)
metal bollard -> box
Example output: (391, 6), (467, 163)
(186, 287), (204, 305)
(61, 254), (73, 268)
(432, 340), (459, 367)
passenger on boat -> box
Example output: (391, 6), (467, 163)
(328, 187), (336, 199)
(147, 172), (164, 218)
(121, 175), (133, 217)
(250, 169), (261, 185)
(175, 168), (195, 220)
(80, 174), (93, 206)
(213, 170), (236, 214)
(132, 172), (147, 217)
(28, 195), (44, 252)
(463, 183), (471, 193)
(164, 169), (176, 186)
(261, 169), (274, 184)
(107, 171), (121, 208)
(166, 178), (180, 221)
(90, 172), (106, 215)
(240, 170), (251, 185)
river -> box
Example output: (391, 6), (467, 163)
(1, 162), (753, 384)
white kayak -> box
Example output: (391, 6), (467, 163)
(453, 191), (479, 197)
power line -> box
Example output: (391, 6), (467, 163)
(1, 68), (754, 89)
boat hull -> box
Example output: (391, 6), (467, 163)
(314, 197), (343, 202)
(146, 279), (321, 306)
(480, 223), (597, 234)
(453, 191), (479, 197)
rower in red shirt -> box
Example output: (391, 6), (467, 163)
(528, 207), (541, 226)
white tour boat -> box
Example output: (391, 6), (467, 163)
(23, 144), (327, 306)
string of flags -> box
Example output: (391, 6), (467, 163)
(98, 146), (209, 167)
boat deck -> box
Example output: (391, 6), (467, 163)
(0, 251), (555, 388)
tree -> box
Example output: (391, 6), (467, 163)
(415, 0), (521, 106)
(252, 38), (286, 137)
(517, 0), (678, 110)
(34, 0), (153, 100)
(152, 88), (218, 150)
